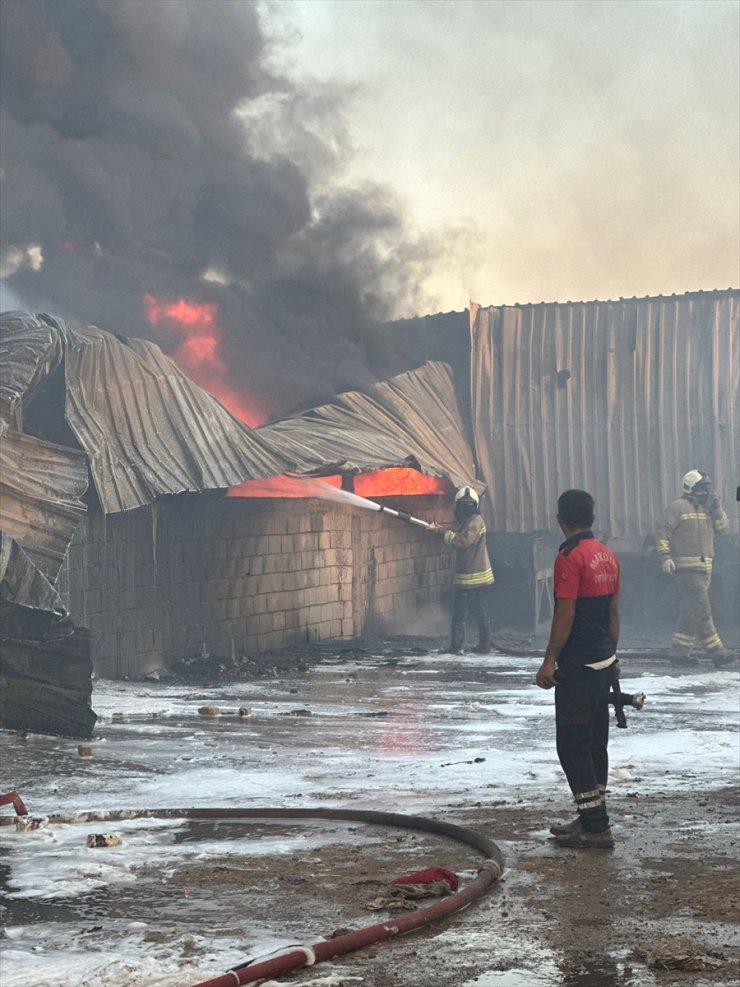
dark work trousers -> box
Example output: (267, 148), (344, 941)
(452, 586), (492, 627)
(555, 664), (612, 832)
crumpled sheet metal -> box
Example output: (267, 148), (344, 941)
(0, 532), (68, 621)
(0, 428), (88, 581)
(0, 312), (66, 433)
(258, 361), (481, 491)
(63, 326), (292, 513)
(0, 313), (292, 515)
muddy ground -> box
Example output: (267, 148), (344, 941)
(1, 636), (738, 987)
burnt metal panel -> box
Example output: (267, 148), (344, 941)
(63, 326), (292, 513)
(0, 429), (88, 580)
(1, 313), (293, 515)
(470, 291), (740, 537)
(0, 312), (65, 432)
(258, 361), (480, 491)
(0, 627), (96, 738)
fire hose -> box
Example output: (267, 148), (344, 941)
(376, 504), (435, 529)
(0, 803), (503, 986)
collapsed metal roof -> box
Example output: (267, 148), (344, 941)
(257, 360), (480, 490)
(1, 312), (292, 515)
(0, 311), (478, 619)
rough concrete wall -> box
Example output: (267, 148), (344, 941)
(59, 495), (453, 678)
(59, 509), (163, 679)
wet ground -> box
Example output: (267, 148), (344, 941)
(1, 640), (739, 987)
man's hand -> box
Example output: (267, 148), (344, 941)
(710, 491), (722, 513)
(535, 656), (558, 689)
(662, 558), (676, 576)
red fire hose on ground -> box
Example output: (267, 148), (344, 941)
(0, 803), (503, 987)
(0, 790), (27, 815)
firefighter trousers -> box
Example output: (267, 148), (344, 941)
(672, 569), (723, 656)
(555, 664), (611, 832)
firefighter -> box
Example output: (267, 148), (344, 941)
(433, 485), (494, 654)
(657, 470), (731, 667)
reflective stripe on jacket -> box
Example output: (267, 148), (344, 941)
(657, 497), (728, 572)
(443, 514), (494, 587)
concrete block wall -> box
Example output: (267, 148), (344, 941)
(60, 509), (163, 678)
(59, 494), (454, 678)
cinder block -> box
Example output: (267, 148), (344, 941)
(248, 555), (264, 575)
(257, 573), (278, 595)
(207, 579), (224, 599)
(329, 530), (351, 549)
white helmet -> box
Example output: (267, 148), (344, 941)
(454, 485), (479, 505)
(682, 469), (709, 495)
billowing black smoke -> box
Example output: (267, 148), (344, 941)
(0, 0), (446, 419)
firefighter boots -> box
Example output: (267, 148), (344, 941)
(447, 622), (466, 655)
(473, 622), (491, 655)
(555, 826), (615, 849)
(549, 816), (581, 837)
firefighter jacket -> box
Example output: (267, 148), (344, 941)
(657, 497), (728, 573)
(443, 513), (494, 588)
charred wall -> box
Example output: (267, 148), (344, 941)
(58, 496), (452, 678)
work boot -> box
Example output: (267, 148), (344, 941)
(670, 654), (699, 668)
(555, 826), (615, 849)
(473, 622), (491, 655)
(549, 816), (581, 837)
(447, 622), (466, 655)
(710, 649), (736, 668)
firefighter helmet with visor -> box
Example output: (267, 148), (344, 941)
(682, 469), (710, 495)
(454, 485), (479, 505)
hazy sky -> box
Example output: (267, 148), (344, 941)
(278, 0), (739, 310)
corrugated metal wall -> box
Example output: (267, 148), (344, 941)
(470, 290), (739, 538)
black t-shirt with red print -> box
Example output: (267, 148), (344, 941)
(554, 530), (620, 667)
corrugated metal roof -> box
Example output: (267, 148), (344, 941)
(470, 291), (740, 537)
(258, 361), (480, 491)
(0, 312), (65, 433)
(1, 313), (293, 515)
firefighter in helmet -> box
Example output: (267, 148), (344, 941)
(657, 470), (732, 666)
(433, 485), (494, 654)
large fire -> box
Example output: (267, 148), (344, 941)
(230, 469), (450, 498)
(143, 294), (265, 427)
(355, 468), (450, 497)
(144, 295), (451, 499)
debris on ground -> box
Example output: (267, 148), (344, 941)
(87, 833), (123, 848)
(366, 866), (458, 911)
(634, 935), (725, 971)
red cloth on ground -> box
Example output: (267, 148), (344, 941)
(391, 867), (458, 891)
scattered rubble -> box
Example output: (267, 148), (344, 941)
(634, 935), (726, 971)
(87, 833), (123, 848)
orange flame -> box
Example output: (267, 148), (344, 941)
(143, 294), (265, 427)
(354, 468), (450, 497)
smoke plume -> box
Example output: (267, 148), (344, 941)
(0, 0), (446, 420)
